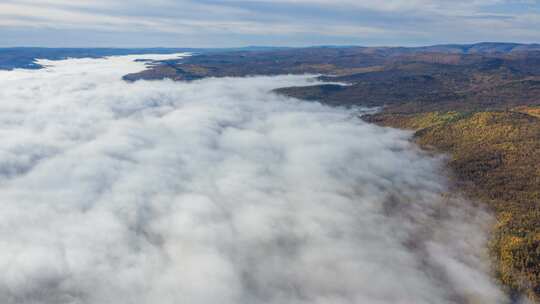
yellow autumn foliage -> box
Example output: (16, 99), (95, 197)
(369, 110), (540, 301)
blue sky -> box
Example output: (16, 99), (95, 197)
(0, 0), (539, 47)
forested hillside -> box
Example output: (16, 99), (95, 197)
(366, 110), (540, 300)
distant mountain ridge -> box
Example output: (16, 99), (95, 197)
(307, 42), (540, 57)
(275, 42), (540, 55)
(376, 42), (540, 55)
(0, 46), (289, 70)
(2, 42), (539, 70)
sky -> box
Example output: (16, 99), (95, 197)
(0, 0), (539, 47)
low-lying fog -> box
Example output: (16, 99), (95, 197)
(0, 54), (508, 303)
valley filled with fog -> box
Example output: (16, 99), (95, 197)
(0, 54), (508, 304)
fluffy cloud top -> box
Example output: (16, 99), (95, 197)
(0, 54), (508, 303)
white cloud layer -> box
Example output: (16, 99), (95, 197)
(0, 54), (509, 303)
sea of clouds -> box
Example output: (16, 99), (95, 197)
(0, 54), (509, 304)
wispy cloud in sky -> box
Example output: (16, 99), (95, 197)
(0, 0), (539, 47)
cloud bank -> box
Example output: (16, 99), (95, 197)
(0, 55), (508, 303)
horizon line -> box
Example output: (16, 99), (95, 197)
(2, 41), (540, 50)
